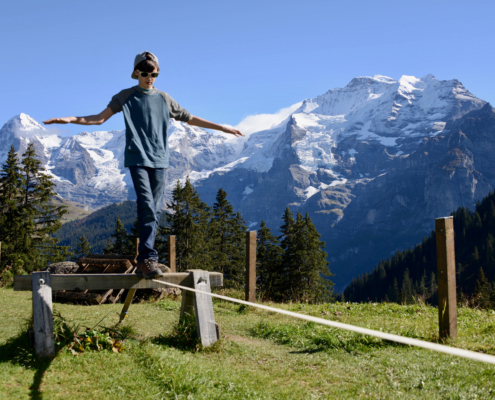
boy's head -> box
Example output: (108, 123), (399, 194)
(131, 51), (160, 78)
(132, 51), (160, 89)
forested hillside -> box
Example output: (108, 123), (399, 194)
(344, 191), (495, 306)
(53, 201), (165, 253)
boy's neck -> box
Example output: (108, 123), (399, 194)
(138, 86), (153, 92)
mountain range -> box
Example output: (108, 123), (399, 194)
(2, 74), (493, 291)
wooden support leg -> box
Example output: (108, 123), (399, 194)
(119, 289), (137, 324)
(191, 270), (219, 347)
(32, 272), (55, 357)
(180, 289), (194, 319)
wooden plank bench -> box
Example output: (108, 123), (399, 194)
(14, 270), (223, 357)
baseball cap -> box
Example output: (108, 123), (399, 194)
(131, 51), (159, 79)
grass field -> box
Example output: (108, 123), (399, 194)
(1, 287), (494, 399)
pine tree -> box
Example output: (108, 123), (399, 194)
(473, 267), (491, 308)
(429, 271), (438, 303)
(0, 144), (71, 272)
(0, 146), (24, 271)
(279, 207), (296, 300)
(417, 270), (427, 299)
(166, 179), (211, 271)
(257, 220), (283, 300)
(103, 217), (129, 255)
(279, 209), (333, 302)
(299, 212), (334, 302)
(400, 268), (415, 304)
(209, 189), (247, 287)
(391, 278), (400, 303)
(73, 235), (92, 260)
(154, 225), (171, 265)
(123, 218), (140, 256)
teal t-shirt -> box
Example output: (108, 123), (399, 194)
(108, 86), (191, 168)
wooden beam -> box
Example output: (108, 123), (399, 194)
(32, 272), (55, 357)
(169, 236), (176, 273)
(245, 231), (257, 303)
(436, 217), (457, 340)
(14, 272), (223, 291)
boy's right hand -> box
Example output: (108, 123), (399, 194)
(43, 117), (73, 124)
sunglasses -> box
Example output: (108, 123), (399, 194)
(136, 70), (159, 78)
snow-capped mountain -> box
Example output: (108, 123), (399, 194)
(2, 74), (493, 290)
(0, 114), (238, 206)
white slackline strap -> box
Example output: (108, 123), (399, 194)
(153, 279), (495, 365)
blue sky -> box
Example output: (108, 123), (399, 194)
(1, 0), (494, 136)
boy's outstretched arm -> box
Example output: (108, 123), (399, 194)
(187, 116), (244, 137)
(43, 107), (114, 126)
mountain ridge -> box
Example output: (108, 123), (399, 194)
(2, 74), (492, 290)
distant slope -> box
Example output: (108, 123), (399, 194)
(54, 201), (138, 253)
(54, 200), (169, 253)
(51, 196), (94, 223)
(344, 191), (495, 303)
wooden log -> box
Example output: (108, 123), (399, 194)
(245, 231), (257, 303)
(55, 290), (102, 304)
(15, 272), (224, 291)
(32, 272), (55, 357)
(77, 259), (132, 267)
(169, 236), (176, 273)
(98, 289), (114, 305)
(436, 217), (458, 340)
(80, 255), (138, 266)
(191, 270), (219, 346)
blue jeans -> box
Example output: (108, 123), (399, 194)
(129, 166), (167, 262)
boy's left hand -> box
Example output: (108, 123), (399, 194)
(222, 127), (244, 137)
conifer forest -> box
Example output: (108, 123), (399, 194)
(344, 191), (495, 308)
(0, 146), (332, 303)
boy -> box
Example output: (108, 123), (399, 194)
(44, 51), (244, 278)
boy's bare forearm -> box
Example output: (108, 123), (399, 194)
(43, 107), (114, 126)
(187, 116), (244, 137)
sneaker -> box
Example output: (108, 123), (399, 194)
(136, 259), (164, 279)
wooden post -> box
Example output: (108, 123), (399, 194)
(436, 217), (457, 340)
(169, 235), (176, 272)
(32, 272), (55, 357)
(119, 238), (139, 323)
(245, 231), (257, 303)
(191, 270), (219, 346)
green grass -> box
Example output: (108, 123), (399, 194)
(1, 288), (495, 399)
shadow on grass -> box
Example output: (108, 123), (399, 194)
(0, 329), (55, 400)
